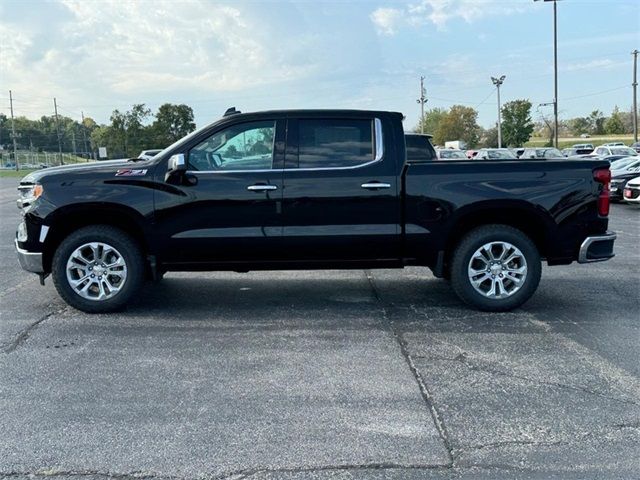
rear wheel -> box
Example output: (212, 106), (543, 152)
(450, 225), (541, 311)
(52, 225), (144, 313)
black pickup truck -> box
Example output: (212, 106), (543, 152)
(15, 109), (616, 313)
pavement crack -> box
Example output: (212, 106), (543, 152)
(1, 307), (66, 354)
(412, 351), (640, 407)
(364, 270), (455, 467)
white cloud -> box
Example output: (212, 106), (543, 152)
(372, 0), (526, 34)
(370, 7), (403, 35)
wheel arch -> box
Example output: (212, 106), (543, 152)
(440, 200), (555, 274)
(42, 203), (151, 273)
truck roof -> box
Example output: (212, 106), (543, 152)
(219, 108), (404, 120)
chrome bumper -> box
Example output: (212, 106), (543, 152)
(15, 239), (44, 273)
(578, 232), (617, 264)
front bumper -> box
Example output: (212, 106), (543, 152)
(15, 239), (44, 273)
(578, 231), (616, 263)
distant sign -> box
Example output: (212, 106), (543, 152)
(98, 147), (107, 159)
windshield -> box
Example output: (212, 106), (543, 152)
(537, 148), (562, 158)
(610, 147), (637, 156)
(439, 150), (467, 159)
(486, 150), (516, 159)
(610, 157), (638, 170)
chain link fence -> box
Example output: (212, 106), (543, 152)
(0, 151), (95, 170)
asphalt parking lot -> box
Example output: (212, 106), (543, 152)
(1, 176), (639, 479)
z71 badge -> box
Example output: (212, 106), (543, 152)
(115, 169), (147, 177)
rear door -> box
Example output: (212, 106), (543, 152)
(280, 115), (401, 262)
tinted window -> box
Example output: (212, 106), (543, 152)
(405, 135), (435, 161)
(298, 119), (374, 168)
(188, 121), (275, 171)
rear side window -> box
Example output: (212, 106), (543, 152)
(297, 119), (374, 168)
(405, 135), (436, 161)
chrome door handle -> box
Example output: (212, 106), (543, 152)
(361, 182), (391, 190)
(247, 184), (278, 192)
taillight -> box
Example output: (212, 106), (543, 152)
(593, 167), (611, 217)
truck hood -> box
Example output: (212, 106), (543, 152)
(20, 159), (153, 184)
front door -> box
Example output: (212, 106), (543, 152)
(154, 119), (284, 265)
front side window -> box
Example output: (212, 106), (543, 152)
(188, 120), (275, 171)
(298, 118), (374, 169)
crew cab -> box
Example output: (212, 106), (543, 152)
(15, 109), (616, 313)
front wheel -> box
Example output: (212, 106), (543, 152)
(450, 225), (541, 312)
(52, 225), (145, 313)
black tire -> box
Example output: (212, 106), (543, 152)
(52, 225), (145, 313)
(450, 224), (541, 312)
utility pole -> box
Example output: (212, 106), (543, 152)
(416, 76), (427, 134)
(53, 97), (63, 165)
(81, 111), (89, 159)
(9, 90), (19, 171)
(534, 0), (559, 148)
(553, 0), (558, 149)
(633, 49), (638, 143)
(491, 76), (506, 148)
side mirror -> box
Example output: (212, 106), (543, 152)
(165, 153), (187, 182)
(168, 153), (187, 173)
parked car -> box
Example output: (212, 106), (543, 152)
(610, 159), (640, 202)
(580, 133), (591, 138)
(593, 146), (638, 157)
(630, 142), (640, 153)
(437, 149), (468, 160)
(609, 156), (639, 171)
(562, 148), (594, 157)
(15, 108), (616, 313)
(520, 147), (564, 159)
(601, 142), (626, 147)
(572, 143), (594, 150)
(623, 176), (640, 204)
(474, 148), (518, 160)
(137, 149), (163, 160)
(405, 133), (436, 162)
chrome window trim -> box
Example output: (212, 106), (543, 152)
(186, 117), (384, 174)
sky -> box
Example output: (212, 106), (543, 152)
(0, 0), (639, 131)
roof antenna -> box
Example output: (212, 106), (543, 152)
(223, 107), (241, 117)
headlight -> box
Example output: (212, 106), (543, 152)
(17, 184), (44, 209)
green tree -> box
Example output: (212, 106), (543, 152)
(414, 108), (447, 137)
(568, 117), (591, 137)
(151, 103), (196, 147)
(588, 110), (605, 135)
(500, 99), (534, 147)
(480, 126), (499, 148)
(434, 105), (480, 147)
(604, 106), (625, 135)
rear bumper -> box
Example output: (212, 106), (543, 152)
(15, 239), (44, 273)
(578, 231), (616, 263)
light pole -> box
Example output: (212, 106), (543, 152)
(491, 75), (505, 148)
(535, 0), (559, 148)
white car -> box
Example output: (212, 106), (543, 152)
(593, 146), (638, 157)
(623, 176), (640, 204)
(436, 149), (468, 160)
(137, 149), (163, 160)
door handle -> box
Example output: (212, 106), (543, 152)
(247, 184), (278, 192)
(361, 182), (391, 190)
